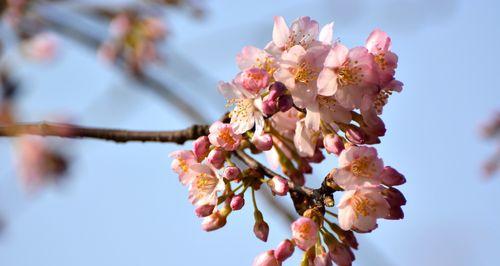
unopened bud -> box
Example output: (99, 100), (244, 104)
(290, 172), (305, 186)
(380, 166), (406, 186)
(274, 239), (295, 262)
(277, 95), (293, 112)
(383, 187), (406, 207)
(262, 97), (279, 116)
(252, 133), (273, 151)
(253, 220), (270, 242)
(230, 195), (245, 210)
(201, 212), (227, 232)
(192, 136), (210, 161)
(253, 250), (280, 266)
(345, 126), (366, 144)
(223, 166), (241, 181)
(307, 148), (325, 163)
(323, 134), (344, 155)
(207, 148), (225, 169)
(195, 204), (215, 218)
(267, 176), (289, 196)
(385, 206), (404, 220)
(268, 82), (287, 99)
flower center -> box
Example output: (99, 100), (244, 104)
(337, 61), (363, 87)
(297, 223), (312, 238)
(350, 156), (376, 177)
(195, 173), (217, 193)
(294, 62), (315, 84)
(219, 128), (236, 147)
(178, 158), (189, 173)
(352, 195), (376, 217)
(228, 99), (254, 121)
(255, 57), (276, 77)
(374, 53), (387, 71)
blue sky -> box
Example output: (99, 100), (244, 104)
(0, 0), (499, 265)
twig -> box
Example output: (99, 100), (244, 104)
(0, 122), (209, 144)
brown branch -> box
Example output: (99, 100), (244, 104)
(0, 122), (209, 144)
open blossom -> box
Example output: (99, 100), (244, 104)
(219, 81), (265, 135)
(294, 119), (320, 157)
(365, 29), (398, 87)
(236, 46), (278, 77)
(317, 44), (377, 109)
(236, 67), (270, 94)
(169, 150), (197, 185)
(291, 217), (319, 250)
(208, 121), (241, 151)
(188, 163), (225, 207)
(332, 146), (384, 189)
(338, 186), (390, 232)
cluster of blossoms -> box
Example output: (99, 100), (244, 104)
(99, 12), (167, 74)
(171, 16), (406, 265)
(481, 112), (500, 177)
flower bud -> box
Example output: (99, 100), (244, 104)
(253, 250), (280, 266)
(252, 133), (273, 151)
(267, 176), (289, 196)
(274, 239), (295, 262)
(383, 187), (406, 207)
(277, 95), (293, 112)
(290, 172), (305, 186)
(323, 134), (344, 155)
(314, 252), (332, 266)
(299, 161), (313, 174)
(330, 244), (355, 266)
(338, 230), (358, 250)
(207, 148), (225, 169)
(380, 166), (406, 186)
(195, 204), (215, 218)
(385, 206), (404, 220)
(291, 217), (318, 251)
(230, 195), (245, 210)
(268, 82), (287, 100)
(254, 220), (270, 242)
(192, 136), (210, 161)
(345, 126), (366, 145)
(262, 97), (279, 117)
(201, 212), (227, 232)
(223, 166), (241, 181)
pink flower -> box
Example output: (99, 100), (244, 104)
(23, 33), (58, 61)
(337, 186), (390, 232)
(294, 119), (320, 157)
(236, 67), (270, 94)
(192, 136), (211, 161)
(267, 176), (289, 196)
(323, 134), (344, 155)
(222, 166), (240, 181)
(208, 121), (241, 151)
(317, 44), (377, 109)
(380, 166), (406, 186)
(188, 163), (225, 207)
(274, 239), (295, 262)
(201, 211), (227, 232)
(169, 150), (197, 185)
(207, 148), (225, 169)
(254, 220), (270, 242)
(195, 204), (215, 217)
(253, 250), (281, 266)
(109, 14), (132, 38)
(314, 252), (332, 266)
(236, 46), (278, 76)
(218, 81), (265, 135)
(230, 195), (245, 210)
(332, 146), (384, 189)
(143, 17), (167, 40)
(291, 217), (319, 251)
(365, 29), (398, 87)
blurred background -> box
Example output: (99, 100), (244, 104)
(0, 0), (499, 265)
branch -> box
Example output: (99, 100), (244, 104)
(0, 122), (209, 144)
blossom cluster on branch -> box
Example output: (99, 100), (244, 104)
(170, 16), (406, 266)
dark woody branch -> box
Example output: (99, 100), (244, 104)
(0, 122), (209, 144)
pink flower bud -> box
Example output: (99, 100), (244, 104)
(385, 206), (404, 220)
(201, 211), (227, 232)
(262, 97), (279, 117)
(323, 134), (344, 155)
(383, 187), (406, 207)
(223, 166), (240, 181)
(230, 195), (245, 210)
(253, 250), (280, 266)
(254, 220), (270, 242)
(314, 252), (332, 266)
(252, 133), (273, 151)
(267, 176), (289, 196)
(330, 244), (355, 266)
(192, 136), (210, 161)
(380, 166), (406, 186)
(274, 239), (295, 262)
(207, 148), (225, 169)
(268, 82), (287, 100)
(277, 95), (293, 112)
(345, 126), (366, 144)
(237, 67), (269, 94)
(338, 230), (358, 250)
(195, 204), (215, 217)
